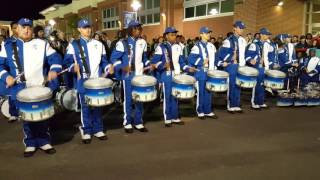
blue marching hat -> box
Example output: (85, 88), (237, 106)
(164, 27), (178, 34)
(18, 18), (33, 27)
(200, 26), (212, 34)
(128, 20), (142, 28)
(78, 19), (91, 28)
(259, 28), (272, 35)
(233, 20), (245, 29)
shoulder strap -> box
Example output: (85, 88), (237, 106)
(76, 40), (90, 75)
(12, 42), (23, 73)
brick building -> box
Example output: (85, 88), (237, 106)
(40, 0), (317, 42)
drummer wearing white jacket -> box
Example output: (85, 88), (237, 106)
(0, 18), (62, 157)
(216, 21), (247, 113)
(64, 19), (112, 144)
(187, 27), (218, 119)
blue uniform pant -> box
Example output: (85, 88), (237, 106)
(23, 120), (51, 147)
(162, 72), (179, 121)
(225, 64), (241, 108)
(196, 79), (212, 114)
(251, 67), (265, 106)
(122, 74), (143, 126)
(78, 93), (104, 135)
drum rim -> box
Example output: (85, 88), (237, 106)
(207, 70), (229, 78)
(237, 66), (259, 76)
(265, 70), (286, 78)
(84, 77), (113, 89)
(17, 86), (53, 102)
(173, 74), (196, 85)
(131, 75), (157, 87)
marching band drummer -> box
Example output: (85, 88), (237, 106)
(0, 18), (62, 157)
(245, 28), (271, 110)
(151, 27), (196, 127)
(300, 48), (320, 87)
(216, 21), (247, 113)
(187, 27), (218, 119)
(64, 19), (112, 144)
(110, 20), (149, 133)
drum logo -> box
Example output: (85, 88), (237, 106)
(32, 105), (39, 109)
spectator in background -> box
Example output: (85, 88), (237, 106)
(253, 33), (260, 42)
(296, 35), (307, 57)
(33, 25), (45, 39)
(305, 33), (314, 48)
(292, 35), (299, 46)
(246, 33), (253, 43)
(214, 35), (223, 49)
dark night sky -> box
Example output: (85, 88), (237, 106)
(0, 0), (72, 21)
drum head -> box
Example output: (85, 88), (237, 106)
(84, 78), (113, 89)
(17, 86), (52, 102)
(132, 75), (157, 87)
(265, 70), (286, 78)
(1, 98), (10, 119)
(173, 74), (196, 85)
(207, 70), (229, 78)
(238, 66), (258, 76)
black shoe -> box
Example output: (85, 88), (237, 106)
(227, 110), (236, 114)
(165, 123), (172, 128)
(206, 114), (218, 119)
(198, 116), (206, 120)
(96, 135), (108, 141)
(23, 150), (36, 158)
(82, 139), (92, 144)
(172, 121), (185, 125)
(135, 127), (149, 132)
(235, 109), (244, 113)
(124, 128), (134, 133)
(42, 148), (56, 155)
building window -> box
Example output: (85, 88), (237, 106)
(137, 0), (160, 25)
(102, 7), (119, 29)
(306, 0), (320, 34)
(184, 0), (234, 19)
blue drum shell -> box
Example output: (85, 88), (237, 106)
(84, 87), (113, 97)
(17, 99), (53, 112)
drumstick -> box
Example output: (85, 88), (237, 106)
(286, 78), (290, 91)
(57, 68), (69, 76)
(6, 72), (25, 88)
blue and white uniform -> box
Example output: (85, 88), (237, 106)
(188, 38), (217, 116)
(0, 37), (62, 148)
(152, 29), (190, 124)
(216, 21), (247, 112)
(110, 35), (149, 129)
(245, 39), (265, 107)
(64, 37), (110, 136)
(300, 53), (320, 87)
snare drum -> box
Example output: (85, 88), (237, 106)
(172, 74), (196, 99)
(131, 75), (157, 102)
(307, 91), (320, 106)
(264, 70), (286, 90)
(16, 86), (55, 122)
(236, 66), (258, 88)
(83, 78), (114, 107)
(277, 90), (294, 107)
(294, 92), (308, 106)
(55, 87), (78, 111)
(206, 70), (229, 92)
(0, 97), (10, 119)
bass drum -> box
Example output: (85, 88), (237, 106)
(55, 87), (78, 111)
(0, 97), (10, 119)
